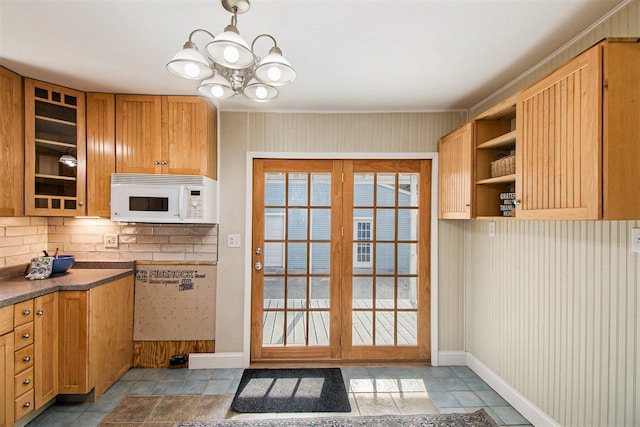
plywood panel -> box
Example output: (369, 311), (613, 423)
(133, 340), (214, 368)
(134, 264), (216, 341)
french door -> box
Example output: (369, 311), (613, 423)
(251, 159), (431, 361)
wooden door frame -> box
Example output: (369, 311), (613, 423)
(242, 152), (440, 367)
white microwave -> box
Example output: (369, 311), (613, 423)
(110, 174), (218, 224)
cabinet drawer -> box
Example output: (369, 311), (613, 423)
(14, 300), (34, 326)
(14, 367), (34, 397)
(15, 389), (34, 420)
(15, 344), (34, 374)
(14, 322), (34, 350)
(0, 305), (13, 335)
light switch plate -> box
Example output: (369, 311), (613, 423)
(227, 234), (241, 248)
(488, 221), (496, 237)
(104, 234), (119, 248)
(632, 228), (640, 253)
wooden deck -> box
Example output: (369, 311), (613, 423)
(262, 299), (417, 347)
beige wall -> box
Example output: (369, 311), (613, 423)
(216, 111), (468, 353)
(466, 1), (640, 425)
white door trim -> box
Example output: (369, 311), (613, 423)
(244, 152), (439, 367)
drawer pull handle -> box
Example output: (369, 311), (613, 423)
(23, 402), (30, 408)
(22, 310), (30, 316)
(23, 356), (30, 362)
(23, 379), (30, 385)
(22, 333), (30, 339)
(36, 310), (43, 316)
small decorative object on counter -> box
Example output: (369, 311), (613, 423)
(25, 256), (54, 280)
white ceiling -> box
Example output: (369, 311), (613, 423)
(0, 0), (625, 113)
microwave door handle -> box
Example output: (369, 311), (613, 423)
(178, 186), (186, 220)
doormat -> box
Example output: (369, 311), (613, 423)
(231, 368), (351, 413)
(176, 409), (500, 427)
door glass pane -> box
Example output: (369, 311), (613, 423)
(398, 210), (418, 241)
(264, 209), (285, 239)
(375, 243), (395, 274)
(264, 277), (284, 309)
(288, 173), (308, 206)
(286, 311), (307, 345)
(287, 243), (307, 274)
(287, 277), (307, 309)
(352, 311), (372, 345)
(263, 242), (284, 273)
(354, 173), (374, 206)
(397, 243), (417, 275)
(398, 278), (418, 309)
(265, 173), (285, 206)
(352, 277), (373, 309)
(375, 209), (395, 241)
(288, 208), (308, 240)
(311, 174), (331, 206)
(309, 312), (329, 345)
(263, 311), (284, 345)
(310, 209), (330, 240)
(376, 174), (396, 207)
(375, 311), (394, 345)
(375, 277), (395, 309)
(397, 312), (417, 345)
(398, 174), (419, 207)
(310, 277), (330, 309)
(310, 243), (330, 274)
(353, 243), (373, 275)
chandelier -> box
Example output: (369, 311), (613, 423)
(167, 0), (296, 103)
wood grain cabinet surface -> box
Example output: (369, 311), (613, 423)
(0, 66), (24, 217)
(516, 40), (640, 220)
(438, 122), (473, 219)
(86, 93), (116, 217)
(34, 293), (58, 410)
(116, 94), (217, 179)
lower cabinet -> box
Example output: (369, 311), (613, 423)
(59, 276), (134, 399)
(0, 328), (14, 427)
(34, 293), (58, 409)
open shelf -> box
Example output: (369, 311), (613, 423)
(476, 130), (516, 150)
(476, 174), (516, 185)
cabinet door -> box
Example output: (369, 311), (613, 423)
(516, 45), (601, 219)
(86, 93), (115, 217)
(438, 123), (472, 219)
(34, 293), (58, 409)
(0, 67), (23, 217)
(24, 79), (86, 216)
(0, 332), (14, 427)
(58, 291), (89, 395)
(115, 95), (162, 174)
(162, 96), (217, 177)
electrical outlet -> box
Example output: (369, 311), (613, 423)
(488, 221), (496, 237)
(632, 228), (640, 253)
(104, 234), (119, 248)
(227, 234), (241, 248)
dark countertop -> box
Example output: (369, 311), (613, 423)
(0, 262), (135, 308)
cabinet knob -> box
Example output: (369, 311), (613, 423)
(22, 310), (30, 316)
(22, 333), (30, 339)
(79, 201), (84, 206)
(36, 310), (43, 316)
(161, 160), (168, 165)
(465, 203), (470, 207)
(23, 379), (30, 385)
(23, 356), (30, 362)
(514, 199), (521, 206)
(155, 160), (161, 165)
(23, 402), (31, 408)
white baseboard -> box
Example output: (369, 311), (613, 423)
(188, 352), (246, 369)
(466, 353), (560, 427)
(437, 351), (467, 366)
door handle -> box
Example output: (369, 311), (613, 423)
(254, 262), (263, 271)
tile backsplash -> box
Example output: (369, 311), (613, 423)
(0, 217), (218, 268)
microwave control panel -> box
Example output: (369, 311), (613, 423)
(187, 189), (203, 219)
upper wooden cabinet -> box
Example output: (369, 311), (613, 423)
(516, 39), (640, 220)
(0, 66), (24, 217)
(438, 122), (473, 219)
(24, 79), (86, 216)
(116, 95), (217, 179)
(86, 93), (116, 217)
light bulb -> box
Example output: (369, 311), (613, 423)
(267, 66), (281, 82)
(211, 85), (224, 98)
(184, 63), (200, 78)
(255, 86), (267, 99)
(224, 46), (239, 64)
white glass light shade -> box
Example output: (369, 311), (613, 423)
(197, 74), (234, 99)
(243, 79), (278, 102)
(254, 47), (296, 86)
(167, 44), (213, 80)
(205, 27), (254, 69)
(59, 154), (77, 168)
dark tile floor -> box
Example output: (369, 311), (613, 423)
(25, 367), (532, 426)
